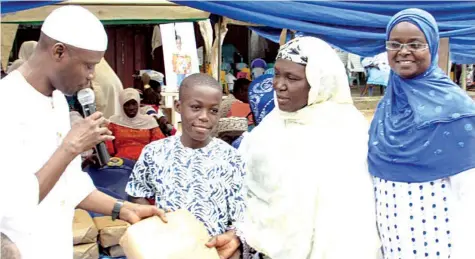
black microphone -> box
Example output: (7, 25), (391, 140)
(77, 88), (111, 167)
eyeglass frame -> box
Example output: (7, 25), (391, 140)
(385, 41), (429, 52)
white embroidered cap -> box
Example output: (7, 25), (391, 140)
(41, 5), (107, 52)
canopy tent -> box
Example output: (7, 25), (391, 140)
(0, 0), (210, 69)
(174, 1), (475, 64)
(1, 0), (209, 24)
(1, 1), (59, 14)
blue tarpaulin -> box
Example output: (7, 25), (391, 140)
(3, 0), (474, 63)
(174, 1), (475, 64)
(0, 0), (61, 14)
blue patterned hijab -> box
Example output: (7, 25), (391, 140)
(249, 74), (275, 126)
(368, 8), (475, 183)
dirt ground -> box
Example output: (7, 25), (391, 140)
(362, 110), (375, 122)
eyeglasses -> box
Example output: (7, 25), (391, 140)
(385, 41), (429, 52)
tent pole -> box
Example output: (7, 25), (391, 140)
(248, 29), (251, 66)
(217, 17), (222, 85)
(279, 29), (288, 45)
(462, 64), (467, 91)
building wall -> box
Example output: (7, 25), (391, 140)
(104, 26), (153, 88)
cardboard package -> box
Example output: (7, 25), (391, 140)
(93, 216), (130, 248)
(107, 245), (126, 257)
(120, 209), (220, 259)
(73, 243), (99, 259)
(73, 209), (98, 245)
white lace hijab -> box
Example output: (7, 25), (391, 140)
(239, 37), (381, 259)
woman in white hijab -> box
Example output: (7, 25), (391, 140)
(6, 41), (37, 73)
(107, 88), (165, 161)
(238, 37), (381, 259)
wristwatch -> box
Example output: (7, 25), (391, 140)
(111, 199), (125, 221)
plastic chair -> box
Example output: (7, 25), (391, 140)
(252, 67), (265, 79)
(349, 72), (360, 88)
(347, 53), (364, 88)
(251, 58), (267, 69)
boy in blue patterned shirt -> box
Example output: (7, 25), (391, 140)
(126, 73), (245, 258)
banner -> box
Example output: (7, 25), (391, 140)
(160, 22), (200, 90)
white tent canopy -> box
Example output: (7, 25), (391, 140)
(1, 0), (210, 68)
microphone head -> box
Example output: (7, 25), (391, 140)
(77, 88), (95, 106)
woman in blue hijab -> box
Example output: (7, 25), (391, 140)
(369, 8), (475, 259)
(248, 74), (276, 126)
(231, 74), (275, 149)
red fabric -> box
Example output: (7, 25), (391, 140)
(227, 102), (254, 125)
(146, 198), (156, 205)
(106, 123), (166, 161)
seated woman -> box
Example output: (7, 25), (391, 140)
(107, 88), (166, 161)
(140, 74), (177, 136)
(141, 79), (162, 112)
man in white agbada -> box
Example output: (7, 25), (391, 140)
(238, 37), (381, 259)
(0, 6), (166, 259)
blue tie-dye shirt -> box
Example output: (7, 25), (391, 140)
(125, 135), (246, 236)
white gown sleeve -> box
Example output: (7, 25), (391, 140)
(0, 115), (39, 220)
(68, 156), (96, 207)
(0, 171), (39, 220)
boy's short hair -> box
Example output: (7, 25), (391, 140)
(178, 73), (222, 99)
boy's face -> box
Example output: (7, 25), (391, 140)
(175, 85), (222, 146)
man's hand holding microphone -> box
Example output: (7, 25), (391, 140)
(35, 88), (114, 201)
(62, 111), (114, 158)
